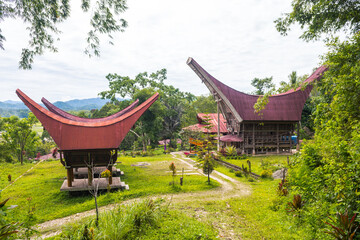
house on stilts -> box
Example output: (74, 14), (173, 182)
(187, 57), (327, 155)
(16, 89), (159, 191)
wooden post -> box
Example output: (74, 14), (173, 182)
(276, 124), (279, 154)
(289, 130), (292, 153)
(88, 167), (93, 186)
(107, 165), (113, 185)
(71, 167), (74, 182)
(252, 123), (255, 155)
(217, 101), (220, 152)
(242, 123), (245, 154)
(296, 121), (300, 151)
(66, 167), (72, 187)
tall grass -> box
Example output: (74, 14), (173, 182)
(55, 198), (217, 239)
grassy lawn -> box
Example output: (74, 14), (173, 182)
(201, 156), (312, 239)
(1, 154), (219, 224)
(225, 155), (289, 175)
(0, 162), (34, 190)
(47, 199), (219, 240)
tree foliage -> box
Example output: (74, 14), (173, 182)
(181, 94), (217, 128)
(1, 113), (40, 164)
(275, 2), (360, 236)
(287, 32), (360, 239)
(275, 0), (360, 41)
(251, 76), (275, 95)
(0, 0), (128, 69)
(99, 69), (195, 150)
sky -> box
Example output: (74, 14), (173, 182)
(0, 0), (327, 102)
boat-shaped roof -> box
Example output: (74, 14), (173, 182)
(187, 58), (327, 122)
(16, 89), (159, 150)
(41, 97), (139, 122)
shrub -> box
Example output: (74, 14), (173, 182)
(260, 169), (273, 179)
(234, 171), (243, 177)
(287, 194), (305, 213)
(247, 176), (255, 182)
(277, 180), (289, 196)
(225, 146), (237, 156)
(219, 148), (227, 156)
(325, 210), (359, 240)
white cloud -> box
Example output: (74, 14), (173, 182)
(0, 0), (327, 102)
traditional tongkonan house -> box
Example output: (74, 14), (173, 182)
(187, 57), (327, 155)
(16, 89), (159, 191)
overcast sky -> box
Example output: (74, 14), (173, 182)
(0, 0), (327, 102)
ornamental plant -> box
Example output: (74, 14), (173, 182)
(325, 210), (359, 240)
(287, 194), (305, 215)
(169, 162), (176, 186)
(277, 179), (289, 197)
(101, 169), (112, 192)
(225, 146), (237, 157)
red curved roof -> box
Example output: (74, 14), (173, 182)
(183, 113), (227, 134)
(16, 89), (159, 150)
(41, 97), (139, 122)
(187, 58), (327, 122)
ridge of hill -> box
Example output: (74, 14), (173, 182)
(0, 98), (116, 117)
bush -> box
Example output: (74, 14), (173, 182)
(234, 171), (243, 177)
(225, 146), (237, 156)
(247, 176), (255, 182)
(260, 169), (273, 179)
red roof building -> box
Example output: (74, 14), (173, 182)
(187, 58), (327, 154)
(16, 89), (159, 190)
(183, 113), (227, 134)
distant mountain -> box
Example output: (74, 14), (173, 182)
(0, 101), (28, 109)
(51, 98), (110, 111)
(0, 97), (117, 117)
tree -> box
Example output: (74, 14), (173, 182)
(181, 94), (217, 128)
(0, 0), (128, 69)
(251, 77), (275, 95)
(275, 1), (360, 236)
(275, 0), (360, 41)
(194, 116), (216, 184)
(99, 69), (195, 150)
(2, 113), (40, 164)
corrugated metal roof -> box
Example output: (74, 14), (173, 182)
(16, 89), (159, 150)
(183, 113), (227, 133)
(187, 58), (327, 122)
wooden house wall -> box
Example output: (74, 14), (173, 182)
(237, 122), (295, 155)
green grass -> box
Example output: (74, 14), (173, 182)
(205, 156), (313, 239)
(48, 199), (218, 240)
(0, 161), (34, 190)
(224, 155), (288, 175)
(1, 154), (219, 224)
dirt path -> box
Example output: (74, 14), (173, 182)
(35, 152), (251, 239)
